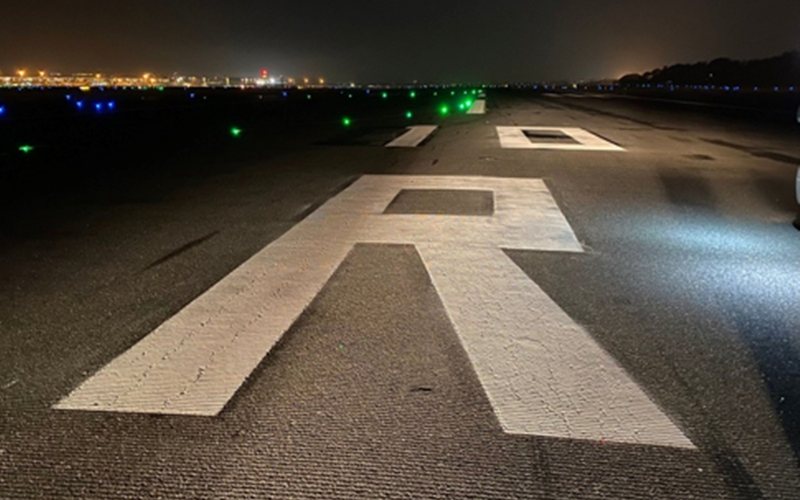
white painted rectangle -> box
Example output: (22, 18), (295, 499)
(385, 125), (438, 148)
(468, 100), (486, 114)
(497, 126), (625, 151)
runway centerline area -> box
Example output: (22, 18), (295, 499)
(3, 90), (800, 499)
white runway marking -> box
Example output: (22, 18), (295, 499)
(56, 175), (693, 449)
(497, 126), (625, 151)
(421, 245), (693, 448)
(468, 99), (486, 114)
(385, 125), (438, 148)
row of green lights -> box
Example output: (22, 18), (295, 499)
(339, 111), (414, 128)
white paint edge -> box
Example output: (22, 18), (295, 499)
(385, 125), (438, 148)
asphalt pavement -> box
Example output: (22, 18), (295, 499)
(1, 90), (799, 499)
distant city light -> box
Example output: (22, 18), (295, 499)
(230, 126), (243, 138)
(18, 145), (34, 154)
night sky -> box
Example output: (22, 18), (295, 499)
(3, 0), (799, 82)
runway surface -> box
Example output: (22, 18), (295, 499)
(1, 89), (800, 498)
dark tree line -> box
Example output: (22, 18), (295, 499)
(619, 51), (800, 86)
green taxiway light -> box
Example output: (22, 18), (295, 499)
(18, 144), (34, 154)
(433, 91), (438, 96)
(342, 116), (352, 127)
(450, 91), (456, 96)
(230, 127), (243, 138)
(381, 92), (389, 99)
(439, 104), (450, 116)
(409, 90), (417, 98)
(404, 110), (413, 119)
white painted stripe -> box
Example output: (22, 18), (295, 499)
(497, 126), (625, 151)
(55, 241), (353, 416)
(419, 244), (694, 448)
(56, 175), (693, 449)
(385, 125), (438, 148)
(467, 99), (486, 114)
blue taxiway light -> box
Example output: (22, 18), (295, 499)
(0, 106), (5, 116)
